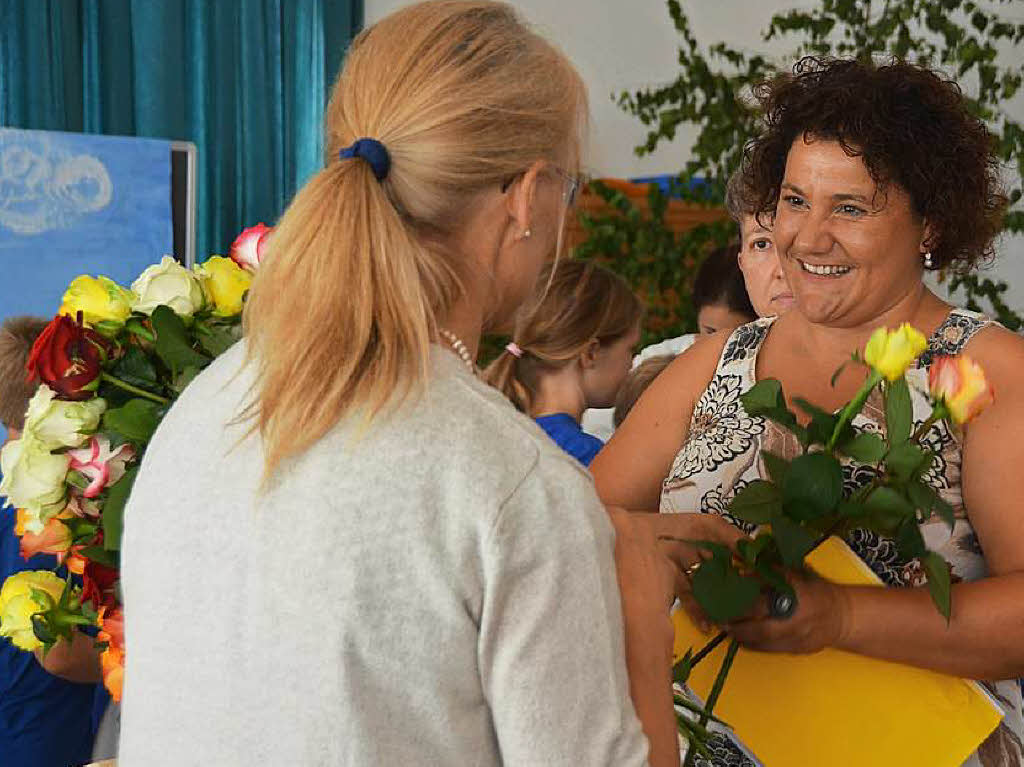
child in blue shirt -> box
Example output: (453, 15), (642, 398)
(483, 260), (642, 466)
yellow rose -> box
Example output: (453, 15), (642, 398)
(0, 570), (66, 651)
(194, 256), (252, 317)
(929, 355), (994, 424)
(863, 323), (927, 381)
(59, 275), (135, 327)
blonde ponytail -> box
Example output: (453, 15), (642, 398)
(482, 260), (643, 415)
(243, 1), (586, 478)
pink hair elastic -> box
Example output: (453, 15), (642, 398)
(506, 342), (523, 358)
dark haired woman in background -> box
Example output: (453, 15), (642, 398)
(594, 57), (1024, 766)
(692, 244), (757, 335)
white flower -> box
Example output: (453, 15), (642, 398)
(23, 385), (106, 450)
(0, 436), (70, 533)
(131, 256), (206, 318)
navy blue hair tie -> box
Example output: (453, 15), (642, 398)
(339, 138), (391, 181)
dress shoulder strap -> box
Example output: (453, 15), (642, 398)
(713, 317), (776, 382)
(918, 307), (994, 368)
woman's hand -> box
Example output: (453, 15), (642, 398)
(634, 512), (748, 631)
(725, 572), (851, 654)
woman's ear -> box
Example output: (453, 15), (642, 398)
(579, 338), (601, 370)
(504, 160), (546, 240)
(919, 220), (936, 255)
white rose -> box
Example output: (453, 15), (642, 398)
(131, 255), (206, 318)
(23, 385), (107, 450)
(0, 436), (70, 533)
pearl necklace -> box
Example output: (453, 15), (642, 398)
(438, 328), (476, 375)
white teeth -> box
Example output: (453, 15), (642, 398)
(799, 260), (852, 276)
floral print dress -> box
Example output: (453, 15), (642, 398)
(662, 308), (1024, 767)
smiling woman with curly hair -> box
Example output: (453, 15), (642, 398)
(594, 56), (1024, 766)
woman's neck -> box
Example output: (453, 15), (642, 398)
(530, 365), (587, 422)
(785, 284), (949, 361)
(438, 301), (485, 361)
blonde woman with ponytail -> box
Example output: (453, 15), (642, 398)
(119, 3), (730, 765)
(484, 259), (643, 466)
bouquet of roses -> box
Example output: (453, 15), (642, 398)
(0, 224), (271, 700)
(674, 324), (995, 762)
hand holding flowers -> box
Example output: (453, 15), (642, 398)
(0, 227), (269, 699)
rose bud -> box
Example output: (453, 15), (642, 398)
(928, 355), (994, 425)
(229, 223), (271, 271)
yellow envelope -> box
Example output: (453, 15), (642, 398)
(673, 536), (1003, 767)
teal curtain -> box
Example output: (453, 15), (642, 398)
(0, 0), (362, 259)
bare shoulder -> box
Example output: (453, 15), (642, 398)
(646, 330), (731, 405)
(962, 323), (1024, 392)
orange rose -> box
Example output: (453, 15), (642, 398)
(100, 644), (124, 702)
(17, 510), (72, 560)
(928, 355), (994, 425)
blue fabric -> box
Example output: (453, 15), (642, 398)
(535, 414), (604, 467)
(0, 496), (98, 767)
(340, 138), (390, 180)
(0, 0), (363, 261)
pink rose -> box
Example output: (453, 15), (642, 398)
(229, 223), (271, 271)
(67, 437), (135, 498)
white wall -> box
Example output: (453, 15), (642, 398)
(364, 0), (1024, 313)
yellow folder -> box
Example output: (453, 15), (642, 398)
(673, 536), (1004, 766)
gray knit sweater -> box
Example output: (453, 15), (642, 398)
(119, 344), (650, 766)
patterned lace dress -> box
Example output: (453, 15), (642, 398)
(661, 308), (1024, 767)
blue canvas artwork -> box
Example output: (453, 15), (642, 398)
(0, 128), (174, 443)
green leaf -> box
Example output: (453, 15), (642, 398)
(886, 377), (913, 446)
(740, 380), (803, 437)
(771, 515), (816, 567)
(102, 466), (138, 551)
(921, 551), (952, 621)
(109, 345), (161, 394)
(840, 431), (887, 463)
(728, 480), (782, 524)
(862, 486), (916, 535)
(885, 443), (928, 484)
(196, 324), (238, 357)
(673, 649), (693, 686)
(690, 550), (762, 624)
(783, 453), (844, 519)
(895, 518), (927, 560)
(78, 545), (119, 568)
(761, 451), (790, 485)
(737, 532), (774, 566)
(150, 305), (210, 373)
(102, 399), (161, 444)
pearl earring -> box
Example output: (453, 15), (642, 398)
(521, 228), (532, 240)
(923, 251), (934, 269)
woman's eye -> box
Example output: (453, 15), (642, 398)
(783, 195), (805, 208)
(751, 238), (773, 251)
(838, 204), (866, 216)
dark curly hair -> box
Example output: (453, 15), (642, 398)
(738, 57), (1007, 272)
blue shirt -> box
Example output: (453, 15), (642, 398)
(0, 495), (99, 767)
(534, 414), (604, 467)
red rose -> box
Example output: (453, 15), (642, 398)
(26, 315), (109, 401)
(81, 559), (120, 612)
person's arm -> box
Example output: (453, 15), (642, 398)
(479, 456), (676, 767)
(592, 334), (727, 512)
(726, 326), (1024, 680)
(34, 630), (102, 684)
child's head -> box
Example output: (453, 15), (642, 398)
(484, 260), (643, 414)
(0, 316), (49, 439)
(692, 244), (757, 335)
(612, 354), (675, 428)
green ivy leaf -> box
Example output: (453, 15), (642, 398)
(783, 453), (844, 519)
(839, 431), (887, 463)
(150, 305), (210, 374)
(886, 378), (913, 446)
(729, 480), (782, 524)
(102, 399), (161, 444)
(921, 551), (952, 621)
(102, 466), (138, 551)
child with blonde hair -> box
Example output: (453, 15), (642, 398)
(484, 259), (642, 465)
